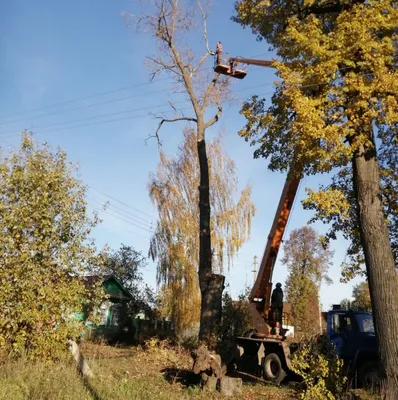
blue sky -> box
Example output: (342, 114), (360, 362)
(1, 0), (363, 309)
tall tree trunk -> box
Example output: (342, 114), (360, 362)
(352, 142), (398, 399)
(197, 125), (225, 342)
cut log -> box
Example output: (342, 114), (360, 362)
(219, 377), (243, 397)
(192, 345), (224, 378)
(68, 340), (93, 379)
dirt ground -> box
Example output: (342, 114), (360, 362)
(80, 340), (298, 400)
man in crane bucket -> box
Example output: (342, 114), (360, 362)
(271, 283), (284, 334)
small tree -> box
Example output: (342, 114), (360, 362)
(341, 281), (372, 312)
(0, 134), (105, 358)
(282, 226), (333, 337)
(149, 129), (255, 336)
(128, 0), (233, 341)
(217, 290), (254, 359)
(352, 281), (372, 312)
(104, 244), (156, 318)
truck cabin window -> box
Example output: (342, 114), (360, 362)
(355, 314), (375, 334)
(332, 314), (352, 334)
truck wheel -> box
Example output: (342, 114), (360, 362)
(263, 353), (286, 384)
(358, 361), (379, 389)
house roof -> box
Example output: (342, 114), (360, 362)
(83, 274), (133, 301)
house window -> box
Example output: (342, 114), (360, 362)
(110, 303), (123, 326)
(99, 302), (110, 326)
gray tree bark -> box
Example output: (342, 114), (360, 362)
(352, 141), (398, 400)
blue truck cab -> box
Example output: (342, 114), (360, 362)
(326, 307), (378, 387)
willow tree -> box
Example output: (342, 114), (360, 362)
(149, 128), (255, 336)
(128, 0), (233, 340)
(233, 1), (398, 396)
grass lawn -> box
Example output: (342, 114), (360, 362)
(0, 340), (297, 400)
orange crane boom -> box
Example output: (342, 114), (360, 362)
(228, 57), (275, 69)
(248, 171), (300, 336)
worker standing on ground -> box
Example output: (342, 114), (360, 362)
(271, 283), (284, 333)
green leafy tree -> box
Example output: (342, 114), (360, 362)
(233, 1), (398, 396)
(217, 290), (254, 359)
(282, 226), (332, 337)
(341, 281), (372, 312)
(352, 281), (372, 312)
(0, 134), (105, 358)
(104, 244), (156, 318)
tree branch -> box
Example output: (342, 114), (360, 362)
(301, 0), (365, 18)
(146, 56), (183, 79)
(148, 115), (198, 145)
(202, 73), (220, 111)
(193, 0), (212, 73)
(204, 105), (222, 129)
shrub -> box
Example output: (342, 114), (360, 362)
(290, 335), (347, 400)
(217, 292), (254, 359)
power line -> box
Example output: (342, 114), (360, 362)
(0, 80), (277, 132)
(95, 208), (152, 240)
(89, 186), (157, 221)
(0, 70), (376, 139)
(0, 85), (281, 139)
(0, 78), (174, 121)
(0, 89), (174, 127)
(0, 101), (189, 134)
(94, 204), (155, 234)
(0, 52), (270, 123)
(88, 195), (155, 228)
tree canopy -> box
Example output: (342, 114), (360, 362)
(234, 0), (398, 276)
(233, 1), (398, 395)
(341, 281), (372, 312)
(149, 128), (255, 334)
(0, 135), (105, 358)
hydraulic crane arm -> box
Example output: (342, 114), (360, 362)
(211, 44), (300, 336)
(228, 57), (275, 69)
(248, 169), (301, 336)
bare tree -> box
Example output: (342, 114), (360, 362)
(126, 0), (232, 341)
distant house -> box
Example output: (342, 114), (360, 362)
(77, 274), (133, 342)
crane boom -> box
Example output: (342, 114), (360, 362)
(248, 171), (300, 336)
(212, 45), (300, 337)
(228, 57), (275, 69)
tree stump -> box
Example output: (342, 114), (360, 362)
(219, 377), (243, 397)
(192, 345), (224, 378)
(201, 373), (218, 392)
(192, 345), (242, 396)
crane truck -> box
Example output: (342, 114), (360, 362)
(213, 51), (379, 388)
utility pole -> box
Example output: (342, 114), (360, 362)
(252, 256), (258, 285)
(245, 262), (248, 289)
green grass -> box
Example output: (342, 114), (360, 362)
(0, 341), (297, 400)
